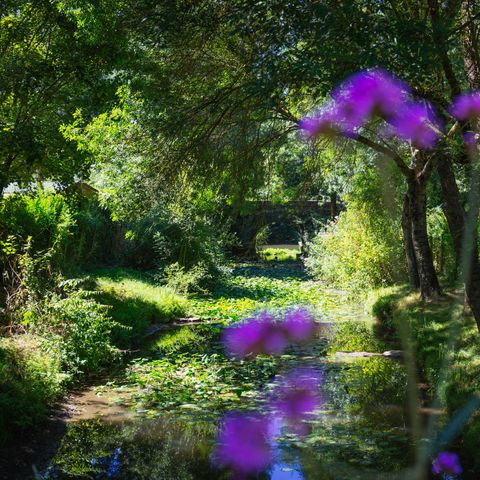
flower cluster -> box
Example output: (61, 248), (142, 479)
(450, 92), (480, 121)
(432, 451), (462, 478)
(300, 69), (444, 149)
(270, 367), (322, 436)
(222, 308), (317, 359)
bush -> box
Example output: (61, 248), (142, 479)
(161, 261), (216, 295)
(28, 283), (122, 377)
(0, 189), (75, 266)
(305, 205), (405, 291)
(0, 335), (65, 445)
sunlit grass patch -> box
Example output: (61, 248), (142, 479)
(153, 327), (209, 355)
(86, 268), (190, 346)
(257, 246), (300, 262)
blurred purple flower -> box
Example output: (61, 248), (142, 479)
(298, 106), (342, 138)
(390, 101), (442, 149)
(213, 412), (273, 476)
(222, 312), (288, 359)
(432, 451), (462, 476)
(463, 131), (477, 150)
(271, 368), (323, 424)
(282, 308), (317, 343)
(334, 69), (409, 124)
(300, 69), (410, 139)
(449, 92), (480, 121)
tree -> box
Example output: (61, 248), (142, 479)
(0, 0), (130, 193)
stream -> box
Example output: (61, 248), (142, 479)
(4, 262), (453, 479)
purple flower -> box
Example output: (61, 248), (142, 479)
(390, 101), (442, 149)
(213, 412), (273, 476)
(463, 131), (477, 150)
(282, 308), (317, 343)
(298, 106), (342, 138)
(432, 451), (462, 476)
(300, 69), (411, 139)
(222, 312), (288, 359)
(449, 92), (480, 120)
(333, 69), (410, 126)
(271, 368), (323, 424)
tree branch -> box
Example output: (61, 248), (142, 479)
(354, 134), (412, 177)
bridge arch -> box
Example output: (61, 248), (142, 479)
(232, 200), (335, 256)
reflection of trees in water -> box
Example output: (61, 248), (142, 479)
(44, 418), (220, 479)
(325, 357), (408, 417)
(290, 357), (411, 477)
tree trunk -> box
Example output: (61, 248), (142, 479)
(402, 192), (420, 289)
(407, 176), (442, 300)
(461, 0), (480, 90)
(436, 156), (480, 332)
(330, 191), (338, 218)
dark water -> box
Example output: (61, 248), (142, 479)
(37, 355), (417, 480)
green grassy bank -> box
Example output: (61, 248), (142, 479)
(370, 286), (480, 471)
(0, 268), (188, 446)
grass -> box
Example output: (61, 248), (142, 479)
(257, 246), (300, 262)
(87, 268), (190, 347)
(0, 335), (65, 445)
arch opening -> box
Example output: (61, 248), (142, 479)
(255, 222), (301, 261)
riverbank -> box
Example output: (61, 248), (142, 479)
(2, 262), (478, 478)
(371, 286), (480, 473)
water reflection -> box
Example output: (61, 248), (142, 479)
(41, 355), (414, 479)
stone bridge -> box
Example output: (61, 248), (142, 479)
(232, 200), (338, 255)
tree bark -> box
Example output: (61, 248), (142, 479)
(402, 192), (420, 289)
(436, 155), (480, 332)
(461, 0), (480, 90)
(407, 176), (442, 300)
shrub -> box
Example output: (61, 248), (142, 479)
(305, 205), (405, 291)
(161, 261), (216, 295)
(32, 287), (121, 377)
(0, 189), (75, 266)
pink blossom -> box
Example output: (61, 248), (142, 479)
(298, 106), (342, 138)
(281, 308), (317, 343)
(270, 368), (323, 424)
(333, 69), (409, 126)
(222, 312), (288, 359)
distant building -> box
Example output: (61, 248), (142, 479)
(3, 181), (97, 198)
